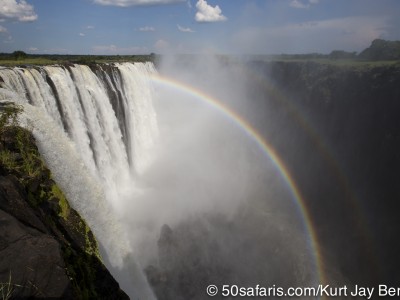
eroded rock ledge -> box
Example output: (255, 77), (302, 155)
(0, 122), (129, 299)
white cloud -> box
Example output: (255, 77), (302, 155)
(290, 0), (319, 9)
(231, 16), (389, 54)
(154, 39), (170, 52)
(86, 25), (95, 29)
(79, 33), (85, 36)
(0, 25), (13, 44)
(177, 24), (194, 33)
(0, 0), (37, 22)
(138, 26), (155, 32)
(42, 48), (69, 54)
(195, 0), (227, 23)
(92, 44), (148, 54)
(93, 0), (185, 7)
(28, 47), (38, 51)
(3, 36), (13, 43)
(290, 0), (309, 9)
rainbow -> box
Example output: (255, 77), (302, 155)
(149, 73), (326, 287)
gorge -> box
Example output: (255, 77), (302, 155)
(0, 58), (399, 299)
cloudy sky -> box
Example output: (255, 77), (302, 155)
(0, 0), (399, 55)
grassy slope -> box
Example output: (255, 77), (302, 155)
(0, 54), (154, 67)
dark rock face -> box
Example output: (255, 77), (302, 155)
(244, 61), (400, 287)
(144, 61), (400, 299)
(145, 220), (234, 300)
(0, 177), (72, 298)
(145, 212), (313, 300)
(0, 126), (129, 299)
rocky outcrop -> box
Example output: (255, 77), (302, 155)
(245, 60), (400, 287)
(0, 122), (129, 299)
(145, 211), (313, 300)
(0, 175), (73, 298)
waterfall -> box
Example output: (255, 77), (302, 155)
(0, 62), (159, 299)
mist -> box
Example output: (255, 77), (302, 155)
(0, 56), (330, 299)
(113, 55), (320, 298)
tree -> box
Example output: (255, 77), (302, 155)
(358, 39), (400, 60)
(12, 51), (27, 61)
(329, 50), (357, 60)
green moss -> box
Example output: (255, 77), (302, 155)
(51, 184), (70, 219)
(62, 244), (99, 300)
(0, 149), (17, 170)
(84, 225), (101, 259)
(0, 103), (106, 298)
(0, 104), (22, 129)
(0, 104), (43, 181)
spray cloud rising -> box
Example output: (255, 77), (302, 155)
(0, 57), (319, 299)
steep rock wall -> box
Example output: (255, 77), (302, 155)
(246, 61), (400, 287)
(0, 122), (129, 299)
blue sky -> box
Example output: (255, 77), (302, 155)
(0, 0), (399, 55)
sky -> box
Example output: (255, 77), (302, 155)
(0, 0), (399, 55)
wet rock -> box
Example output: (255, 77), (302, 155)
(0, 126), (129, 299)
(0, 176), (73, 298)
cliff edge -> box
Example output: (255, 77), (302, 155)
(0, 104), (129, 299)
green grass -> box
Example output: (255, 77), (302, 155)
(0, 54), (155, 67)
(0, 103), (45, 188)
(0, 57), (62, 66)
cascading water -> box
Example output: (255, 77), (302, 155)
(0, 60), (320, 299)
(0, 62), (159, 299)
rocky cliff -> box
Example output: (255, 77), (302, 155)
(142, 60), (400, 298)
(0, 105), (128, 299)
(246, 60), (400, 287)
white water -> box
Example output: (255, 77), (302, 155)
(0, 60), (319, 299)
(0, 62), (158, 300)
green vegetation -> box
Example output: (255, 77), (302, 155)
(252, 39), (400, 68)
(0, 103), (44, 180)
(0, 57), (61, 66)
(328, 50), (357, 60)
(1, 39), (399, 68)
(0, 149), (17, 171)
(0, 103), (103, 298)
(0, 52), (157, 66)
(266, 57), (400, 69)
(0, 102), (100, 249)
(51, 184), (70, 219)
(12, 51), (27, 61)
(0, 103), (22, 130)
(359, 39), (400, 60)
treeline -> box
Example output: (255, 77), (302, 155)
(1, 39), (400, 63)
(275, 39), (400, 61)
(358, 39), (400, 60)
(0, 51), (156, 64)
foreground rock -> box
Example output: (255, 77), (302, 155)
(0, 125), (129, 299)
